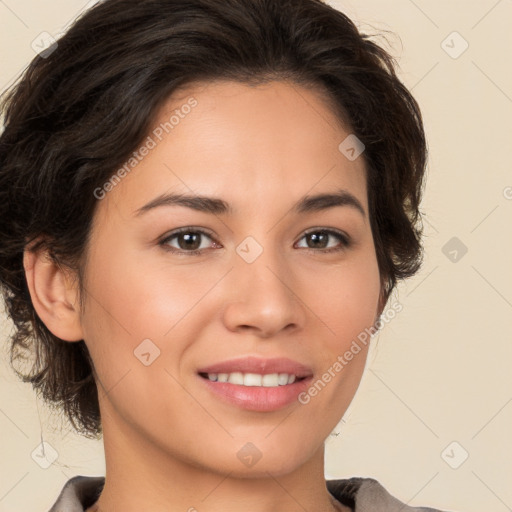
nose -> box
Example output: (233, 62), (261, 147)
(221, 245), (305, 338)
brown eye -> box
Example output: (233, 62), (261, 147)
(306, 231), (330, 249)
(159, 228), (218, 254)
(174, 232), (203, 251)
(296, 229), (350, 253)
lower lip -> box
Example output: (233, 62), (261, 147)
(199, 375), (312, 412)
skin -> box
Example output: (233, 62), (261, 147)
(24, 80), (384, 512)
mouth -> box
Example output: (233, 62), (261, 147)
(196, 356), (313, 411)
(198, 371), (307, 387)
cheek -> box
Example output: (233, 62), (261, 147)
(81, 228), (380, 387)
(79, 245), (225, 384)
(308, 254), (381, 353)
(82, 242), (201, 337)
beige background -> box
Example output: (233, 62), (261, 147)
(1, 1), (511, 510)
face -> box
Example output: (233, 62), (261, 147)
(79, 80), (382, 477)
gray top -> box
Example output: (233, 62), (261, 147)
(48, 475), (451, 511)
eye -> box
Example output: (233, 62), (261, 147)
(158, 227), (351, 256)
(159, 228), (219, 255)
(295, 229), (351, 253)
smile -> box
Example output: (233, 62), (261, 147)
(200, 372), (303, 387)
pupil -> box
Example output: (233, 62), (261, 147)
(308, 232), (327, 248)
(177, 232), (329, 251)
(180, 233), (200, 250)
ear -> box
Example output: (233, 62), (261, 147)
(23, 245), (84, 342)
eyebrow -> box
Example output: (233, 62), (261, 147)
(134, 189), (366, 218)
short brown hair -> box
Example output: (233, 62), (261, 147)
(0, 0), (427, 438)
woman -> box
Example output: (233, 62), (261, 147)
(0, 0), (448, 510)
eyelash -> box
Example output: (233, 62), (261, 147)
(158, 227), (351, 256)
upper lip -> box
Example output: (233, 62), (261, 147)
(197, 356), (313, 378)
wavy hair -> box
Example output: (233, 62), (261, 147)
(0, 0), (427, 437)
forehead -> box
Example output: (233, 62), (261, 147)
(96, 79), (367, 222)
(156, 78), (352, 157)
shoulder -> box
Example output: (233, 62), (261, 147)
(48, 475), (104, 512)
(48, 475), (456, 512)
(327, 477), (455, 512)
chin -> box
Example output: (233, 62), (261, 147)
(208, 436), (322, 479)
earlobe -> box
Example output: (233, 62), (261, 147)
(23, 246), (84, 342)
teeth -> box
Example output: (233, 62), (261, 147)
(277, 373), (289, 385)
(228, 372), (244, 385)
(205, 372), (299, 387)
(244, 373), (262, 386)
(262, 374), (278, 387)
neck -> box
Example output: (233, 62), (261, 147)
(88, 412), (348, 512)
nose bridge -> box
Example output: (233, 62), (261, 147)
(221, 233), (303, 336)
(238, 235), (289, 296)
